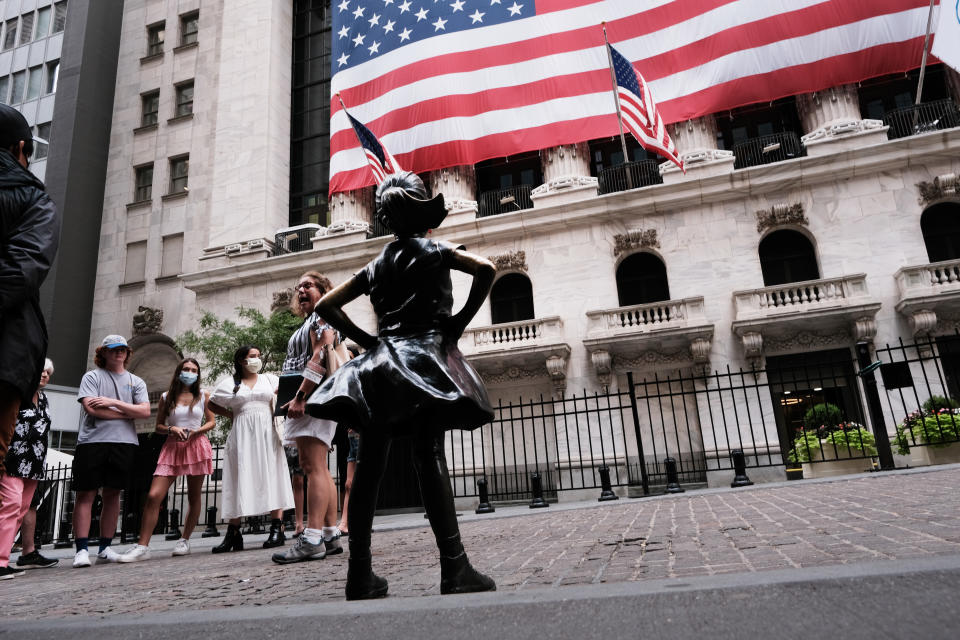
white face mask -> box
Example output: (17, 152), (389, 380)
(244, 358), (262, 373)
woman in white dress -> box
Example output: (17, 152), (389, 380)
(208, 345), (294, 553)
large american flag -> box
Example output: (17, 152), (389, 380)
(330, 0), (932, 194)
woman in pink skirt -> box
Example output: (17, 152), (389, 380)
(119, 358), (214, 562)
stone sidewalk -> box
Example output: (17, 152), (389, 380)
(3, 465), (960, 622)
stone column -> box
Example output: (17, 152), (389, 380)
(205, 0), (292, 252)
(313, 188), (374, 247)
(797, 84), (888, 156)
(531, 143), (598, 207)
(662, 115), (733, 184)
(429, 165), (478, 224)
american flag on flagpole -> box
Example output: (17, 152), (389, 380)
(607, 41), (683, 172)
(330, 0), (932, 194)
(340, 96), (401, 185)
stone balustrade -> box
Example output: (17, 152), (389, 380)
(463, 316), (565, 355)
(586, 297), (707, 336)
(733, 274), (870, 320)
(896, 259), (960, 298)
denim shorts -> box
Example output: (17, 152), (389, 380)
(346, 430), (360, 463)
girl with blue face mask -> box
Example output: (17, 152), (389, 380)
(118, 358), (215, 562)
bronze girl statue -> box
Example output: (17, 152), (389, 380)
(307, 171), (497, 600)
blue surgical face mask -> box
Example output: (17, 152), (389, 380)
(179, 371), (199, 385)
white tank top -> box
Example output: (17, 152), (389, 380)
(163, 393), (205, 429)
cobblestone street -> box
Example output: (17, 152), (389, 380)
(3, 466), (960, 622)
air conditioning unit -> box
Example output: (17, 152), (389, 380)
(274, 223), (322, 255)
(224, 243), (242, 254)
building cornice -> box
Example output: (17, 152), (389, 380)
(181, 128), (960, 295)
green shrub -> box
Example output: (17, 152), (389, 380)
(789, 424), (877, 463)
(802, 402), (843, 431)
(922, 395), (959, 413)
(894, 413), (960, 455)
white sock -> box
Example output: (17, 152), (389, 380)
(321, 526), (338, 541)
(303, 528), (322, 545)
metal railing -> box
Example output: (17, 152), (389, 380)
(732, 131), (805, 169)
(597, 160), (663, 195)
(477, 185), (534, 218)
(883, 98), (960, 140)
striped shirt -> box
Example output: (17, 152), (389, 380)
(282, 313), (336, 375)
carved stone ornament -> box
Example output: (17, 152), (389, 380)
(689, 337), (712, 364)
(755, 203), (808, 233)
(591, 349), (612, 388)
(615, 349), (692, 369)
(545, 354), (568, 395)
(917, 173), (959, 207)
(272, 288), (294, 312)
(909, 309), (938, 336)
(852, 317), (878, 343)
(488, 250), (528, 273)
(481, 365), (546, 385)
(613, 229), (659, 257)
(132, 306), (163, 336)
(763, 330), (851, 353)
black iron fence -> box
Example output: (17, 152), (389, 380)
(883, 98), (960, 140)
(597, 159), (663, 194)
(24, 337), (960, 545)
(732, 131), (805, 169)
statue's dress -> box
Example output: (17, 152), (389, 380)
(305, 237), (493, 435)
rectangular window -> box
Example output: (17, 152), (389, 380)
(160, 234), (184, 277)
(34, 123), (51, 160)
(146, 21), (164, 56)
(34, 7), (51, 40)
(134, 164), (153, 202)
(25, 66), (42, 101)
(19, 13), (34, 46)
(45, 60), (59, 94)
(174, 80), (193, 117)
(0, 77), (8, 104)
(124, 241), (147, 284)
(3, 19), (18, 50)
(10, 71), (25, 104)
(53, 2), (67, 34)
(169, 155), (188, 194)
(141, 90), (159, 127)
(179, 12), (198, 46)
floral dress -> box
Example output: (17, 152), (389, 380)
(4, 391), (50, 480)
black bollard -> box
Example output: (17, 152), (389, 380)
(730, 449), (754, 487)
(201, 505), (220, 538)
(475, 477), (495, 514)
(597, 465), (619, 501)
(54, 497), (74, 549)
(120, 510), (137, 543)
(165, 508), (183, 541)
(664, 457), (685, 493)
(529, 471), (549, 508)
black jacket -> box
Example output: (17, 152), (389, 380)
(0, 150), (60, 402)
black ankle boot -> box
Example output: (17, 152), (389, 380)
(212, 525), (243, 554)
(345, 556), (388, 600)
(263, 520), (286, 549)
(439, 552), (496, 595)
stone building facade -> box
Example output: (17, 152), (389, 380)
(89, 1), (960, 495)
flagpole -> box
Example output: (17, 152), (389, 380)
(915, 0), (936, 109)
(602, 23), (633, 189)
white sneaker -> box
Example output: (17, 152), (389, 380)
(96, 546), (121, 563)
(73, 549), (92, 568)
(118, 544), (151, 563)
(171, 539), (190, 556)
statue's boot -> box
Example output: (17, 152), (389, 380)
(439, 537), (496, 595)
(345, 552), (388, 600)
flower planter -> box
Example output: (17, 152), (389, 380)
(908, 441), (960, 467)
(800, 443), (875, 478)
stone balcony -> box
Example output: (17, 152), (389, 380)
(461, 316), (571, 394)
(582, 297), (714, 383)
(731, 274), (881, 361)
(895, 258), (960, 335)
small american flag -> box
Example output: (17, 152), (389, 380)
(341, 98), (401, 185)
(607, 42), (683, 172)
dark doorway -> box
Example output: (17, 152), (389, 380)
(766, 349), (863, 464)
(616, 252), (670, 306)
(921, 203), (960, 263)
(759, 230), (819, 286)
(491, 273), (535, 324)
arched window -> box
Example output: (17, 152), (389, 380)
(921, 203), (960, 262)
(759, 230), (819, 286)
(616, 252), (670, 307)
(490, 273), (534, 324)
